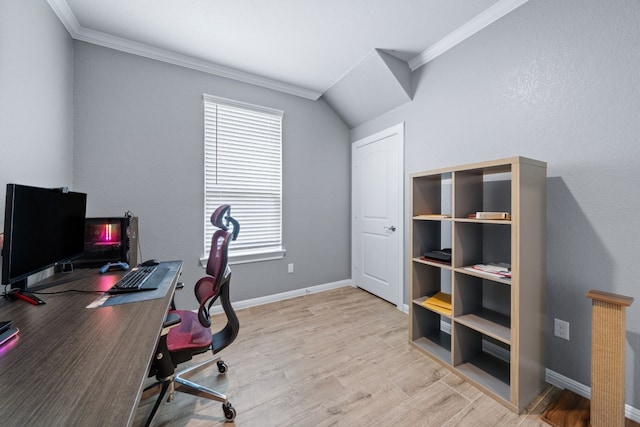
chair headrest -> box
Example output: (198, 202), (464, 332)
(211, 205), (231, 230)
(210, 204), (240, 241)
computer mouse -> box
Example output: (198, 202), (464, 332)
(140, 259), (160, 267)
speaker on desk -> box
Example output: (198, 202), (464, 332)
(74, 215), (138, 268)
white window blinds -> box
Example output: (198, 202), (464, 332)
(203, 94), (283, 258)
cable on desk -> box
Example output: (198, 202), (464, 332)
(33, 289), (104, 295)
(1, 271), (103, 297)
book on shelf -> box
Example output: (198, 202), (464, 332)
(421, 248), (451, 264)
(419, 257), (451, 265)
(415, 213), (451, 219)
(421, 291), (452, 316)
(470, 211), (511, 220)
(464, 263), (512, 279)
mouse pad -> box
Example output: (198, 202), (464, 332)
(87, 268), (171, 308)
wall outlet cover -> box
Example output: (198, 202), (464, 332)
(554, 318), (570, 340)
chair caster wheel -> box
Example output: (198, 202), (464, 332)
(223, 402), (236, 421)
(217, 360), (228, 374)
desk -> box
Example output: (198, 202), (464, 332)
(0, 260), (182, 426)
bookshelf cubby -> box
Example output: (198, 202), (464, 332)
(408, 156), (546, 413)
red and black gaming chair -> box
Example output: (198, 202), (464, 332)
(144, 205), (240, 425)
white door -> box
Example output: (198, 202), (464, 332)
(352, 123), (403, 308)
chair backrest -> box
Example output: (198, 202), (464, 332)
(204, 229), (230, 280)
(194, 206), (240, 353)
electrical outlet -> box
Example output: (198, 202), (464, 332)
(287, 263), (294, 274)
(554, 318), (570, 340)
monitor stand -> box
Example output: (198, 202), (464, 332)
(10, 289), (46, 305)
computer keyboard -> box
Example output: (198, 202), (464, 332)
(107, 265), (158, 294)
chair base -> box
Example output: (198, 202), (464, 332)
(174, 355), (228, 403)
(143, 355), (235, 425)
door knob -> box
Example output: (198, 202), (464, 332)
(385, 226), (397, 232)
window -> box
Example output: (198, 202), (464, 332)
(203, 94), (284, 264)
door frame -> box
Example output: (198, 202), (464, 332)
(351, 123), (405, 311)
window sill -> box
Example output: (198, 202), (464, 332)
(200, 247), (286, 267)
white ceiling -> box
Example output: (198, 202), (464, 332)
(49, 0), (527, 100)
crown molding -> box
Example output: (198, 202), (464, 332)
(47, 0), (81, 37)
(73, 27), (322, 100)
(46, 0), (322, 100)
(48, 0), (529, 99)
(408, 0), (530, 71)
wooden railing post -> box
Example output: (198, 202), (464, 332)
(586, 290), (634, 427)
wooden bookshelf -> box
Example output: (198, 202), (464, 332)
(408, 156), (547, 413)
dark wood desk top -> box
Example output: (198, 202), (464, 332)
(0, 261), (182, 426)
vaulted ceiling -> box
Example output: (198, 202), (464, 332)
(48, 0), (528, 101)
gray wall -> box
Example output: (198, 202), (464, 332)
(352, 0), (640, 409)
(6, 0), (639, 410)
(72, 42), (351, 308)
(0, 0), (74, 206)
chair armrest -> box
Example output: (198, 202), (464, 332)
(161, 312), (181, 335)
(170, 283), (185, 310)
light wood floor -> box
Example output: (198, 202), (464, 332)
(135, 286), (557, 426)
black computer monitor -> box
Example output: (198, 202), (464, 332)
(1, 183), (87, 290)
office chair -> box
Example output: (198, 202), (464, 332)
(144, 205), (240, 425)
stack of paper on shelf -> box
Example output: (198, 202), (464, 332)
(422, 291), (452, 316)
(464, 263), (512, 279)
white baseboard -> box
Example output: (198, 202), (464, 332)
(210, 279), (353, 314)
(545, 369), (591, 398)
(545, 369), (640, 423)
